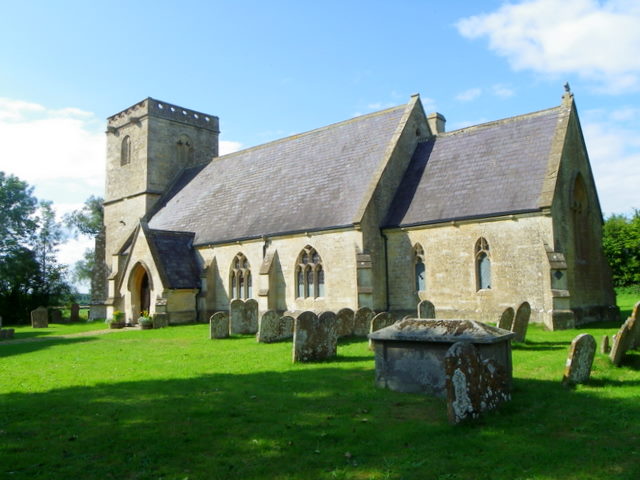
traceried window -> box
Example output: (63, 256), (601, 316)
(295, 246), (324, 298)
(414, 243), (426, 292)
(475, 237), (491, 290)
(121, 136), (131, 166)
(230, 253), (252, 299)
(176, 134), (193, 164)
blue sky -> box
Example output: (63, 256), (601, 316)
(0, 0), (639, 286)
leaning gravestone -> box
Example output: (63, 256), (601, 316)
(257, 310), (293, 343)
(210, 312), (230, 339)
(497, 307), (515, 330)
(417, 300), (436, 319)
(245, 299), (259, 334)
(70, 303), (80, 323)
(610, 317), (633, 366)
(31, 306), (49, 328)
(562, 333), (597, 386)
(353, 307), (374, 337)
(336, 308), (355, 337)
(444, 341), (511, 424)
(626, 301), (640, 350)
(601, 335), (610, 354)
(292, 311), (338, 362)
(512, 302), (531, 342)
(50, 309), (62, 324)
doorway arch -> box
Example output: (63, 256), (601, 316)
(128, 262), (154, 321)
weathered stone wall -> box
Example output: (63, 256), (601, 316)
(385, 213), (555, 325)
(549, 99), (616, 324)
(196, 228), (363, 314)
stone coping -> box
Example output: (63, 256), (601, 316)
(368, 318), (515, 344)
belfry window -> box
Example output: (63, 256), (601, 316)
(295, 246), (324, 299)
(230, 253), (251, 299)
(121, 136), (131, 166)
(475, 237), (491, 290)
(414, 243), (426, 292)
(176, 134), (193, 164)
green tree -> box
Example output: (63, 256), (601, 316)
(64, 196), (103, 288)
(0, 172), (71, 324)
(602, 210), (640, 287)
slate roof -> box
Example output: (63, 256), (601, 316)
(148, 104), (408, 245)
(384, 106), (563, 228)
(146, 229), (200, 289)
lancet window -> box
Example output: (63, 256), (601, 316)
(230, 253), (252, 299)
(475, 237), (491, 290)
(295, 246), (324, 298)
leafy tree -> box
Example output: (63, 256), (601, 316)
(64, 196), (103, 288)
(602, 210), (640, 287)
(0, 172), (72, 324)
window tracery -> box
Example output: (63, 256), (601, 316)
(295, 246), (324, 298)
(230, 253), (252, 299)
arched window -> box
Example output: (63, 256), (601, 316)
(414, 243), (426, 292)
(475, 237), (491, 290)
(230, 253), (251, 299)
(295, 246), (324, 299)
(121, 136), (131, 166)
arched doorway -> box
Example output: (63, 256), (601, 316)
(140, 270), (150, 314)
(128, 263), (154, 322)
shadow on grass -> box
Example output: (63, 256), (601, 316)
(1, 365), (639, 480)
(512, 340), (569, 351)
(0, 337), (96, 358)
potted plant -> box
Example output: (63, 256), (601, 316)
(138, 311), (153, 330)
(108, 310), (126, 329)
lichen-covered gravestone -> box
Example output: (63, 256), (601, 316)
(562, 333), (596, 386)
(209, 312), (229, 339)
(336, 308), (355, 337)
(244, 299), (259, 334)
(497, 307), (514, 330)
(353, 307), (374, 337)
(444, 341), (511, 424)
(292, 311), (338, 362)
(257, 310), (293, 343)
(31, 306), (49, 328)
(610, 317), (634, 366)
(70, 303), (80, 323)
(229, 298), (255, 335)
(627, 301), (640, 350)
(368, 312), (396, 349)
(512, 302), (531, 342)
(417, 300), (435, 319)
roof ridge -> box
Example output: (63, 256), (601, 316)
(213, 103), (407, 161)
(439, 104), (562, 137)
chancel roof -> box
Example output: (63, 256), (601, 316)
(384, 106), (563, 228)
(148, 104), (409, 245)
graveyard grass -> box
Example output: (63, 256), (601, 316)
(0, 297), (638, 479)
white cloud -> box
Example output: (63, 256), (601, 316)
(457, 0), (640, 92)
(492, 84), (515, 98)
(456, 88), (482, 102)
(219, 140), (243, 155)
(582, 115), (640, 215)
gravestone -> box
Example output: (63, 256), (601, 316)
(601, 335), (610, 354)
(353, 307), (374, 337)
(512, 302), (531, 342)
(0, 328), (15, 340)
(152, 312), (169, 329)
(245, 299), (259, 334)
(292, 311), (338, 362)
(417, 300), (436, 319)
(229, 299), (249, 334)
(369, 312), (396, 349)
(70, 303), (80, 323)
(336, 308), (355, 337)
(497, 307), (515, 330)
(50, 309), (62, 324)
(257, 310), (293, 343)
(444, 341), (511, 424)
(610, 317), (633, 366)
(627, 301), (640, 350)
(209, 312), (229, 339)
(31, 306), (49, 328)
(562, 333), (597, 386)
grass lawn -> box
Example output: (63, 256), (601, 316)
(1, 305), (639, 479)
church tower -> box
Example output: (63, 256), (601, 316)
(103, 98), (219, 260)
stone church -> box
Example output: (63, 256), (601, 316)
(94, 89), (617, 330)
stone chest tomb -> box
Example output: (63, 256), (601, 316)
(369, 319), (515, 398)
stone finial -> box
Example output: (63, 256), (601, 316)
(564, 82), (571, 93)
